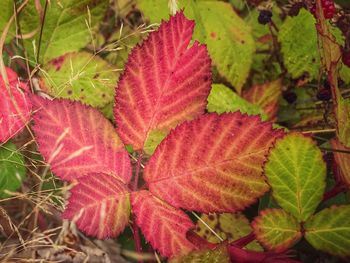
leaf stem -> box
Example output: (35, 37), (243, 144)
(230, 232), (255, 248)
(322, 183), (346, 202)
(132, 152), (144, 263)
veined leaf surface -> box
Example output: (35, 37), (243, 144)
(20, 0), (108, 63)
(264, 133), (326, 222)
(194, 213), (262, 251)
(31, 96), (131, 183)
(331, 139), (350, 188)
(334, 88), (350, 147)
(137, 1), (255, 93)
(304, 205), (350, 257)
(252, 208), (302, 252)
(0, 67), (32, 143)
(278, 10), (319, 80)
(63, 173), (130, 239)
(40, 52), (118, 108)
(243, 79), (282, 121)
(131, 190), (196, 258)
(170, 245), (230, 263)
(0, 0), (15, 43)
(0, 142), (26, 199)
(145, 112), (284, 213)
(207, 84), (267, 120)
(114, 12), (211, 152)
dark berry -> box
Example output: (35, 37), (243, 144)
(316, 88), (332, 101)
(258, 10), (273, 25)
(323, 79), (330, 90)
(283, 91), (297, 104)
(311, 0), (335, 19)
(342, 49), (350, 67)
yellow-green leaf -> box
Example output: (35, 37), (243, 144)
(194, 213), (262, 251)
(0, 142), (26, 199)
(264, 133), (326, 222)
(170, 244), (229, 263)
(207, 84), (267, 120)
(20, 0), (108, 64)
(252, 208), (302, 252)
(304, 205), (350, 257)
(40, 52), (118, 108)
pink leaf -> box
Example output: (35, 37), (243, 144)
(114, 12), (211, 151)
(131, 190), (196, 258)
(0, 67), (31, 143)
(31, 96), (131, 183)
(63, 173), (130, 239)
(144, 112), (284, 213)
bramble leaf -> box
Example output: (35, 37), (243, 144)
(0, 0), (15, 43)
(243, 79), (282, 121)
(0, 67), (32, 143)
(114, 12), (211, 152)
(31, 96), (131, 183)
(20, 0), (108, 63)
(252, 208), (302, 252)
(194, 213), (262, 251)
(137, 1), (254, 93)
(264, 133), (326, 222)
(304, 205), (350, 257)
(40, 52), (118, 108)
(330, 139), (350, 188)
(131, 190), (196, 258)
(0, 142), (26, 199)
(278, 10), (319, 80)
(334, 88), (350, 147)
(170, 244), (230, 263)
(63, 173), (130, 239)
(207, 84), (267, 120)
(145, 112), (284, 213)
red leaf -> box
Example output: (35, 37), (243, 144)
(114, 12), (211, 151)
(131, 190), (196, 258)
(0, 67), (31, 142)
(31, 96), (131, 183)
(63, 173), (130, 239)
(144, 112), (284, 213)
(331, 139), (350, 188)
(243, 79), (282, 121)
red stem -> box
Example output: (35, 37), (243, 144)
(230, 232), (255, 248)
(322, 183), (346, 202)
(132, 152), (144, 263)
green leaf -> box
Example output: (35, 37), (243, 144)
(252, 208), (302, 252)
(304, 205), (350, 257)
(0, 0), (15, 43)
(0, 142), (26, 199)
(170, 244), (230, 263)
(334, 88), (350, 147)
(194, 213), (262, 251)
(264, 133), (326, 222)
(137, 1), (255, 93)
(20, 0), (108, 64)
(207, 84), (267, 120)
(339, 64), (350, 84)
(195, 2), (254, 93)
(278, 9), (319, 80)
(143, 129), (167, 155)
(40, 52), (118, 107)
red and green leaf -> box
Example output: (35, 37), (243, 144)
(243, 79), (282, 121)
(31, 96), (131, 183)
(252, 209), (302, 252)
(145, 112), (284, 213)
(131, 190), (196, 258)
(63, 173), (130, 239)
(330, 139), (350, 188)
(114, 12), (211, 153)
(0, 67), (31, 143)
